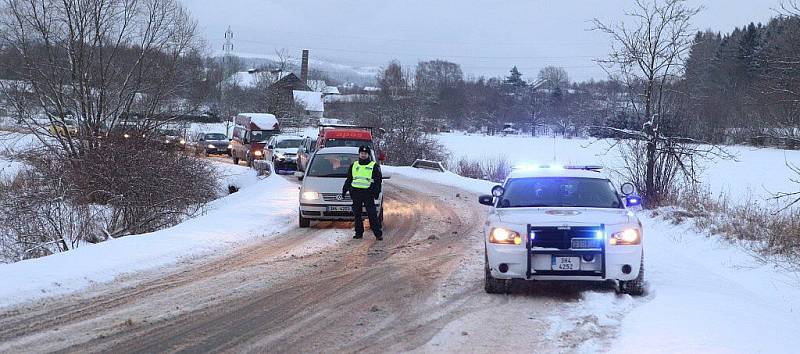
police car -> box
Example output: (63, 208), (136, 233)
(479, 165), (645, 295)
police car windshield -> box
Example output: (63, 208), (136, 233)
(325, 139), (373, 149)
(307, 153), (358, 178)
(498, 177), (623, 209)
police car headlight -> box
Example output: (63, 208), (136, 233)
(489, 228), (522, 245)
(274, 152), (285, 160)
(207, 144), (216, 149)
(302, 191), (319, 201)
(610, 228), (640, 245)
(254, 150), (263, 157)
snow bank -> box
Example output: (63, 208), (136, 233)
(611, 217), (800, 353)
(0, 165), (299, 309)
(391, 162), (800, 353)
(383, 166), (496, 195)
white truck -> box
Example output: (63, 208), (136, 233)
(479, 165), (645, 295)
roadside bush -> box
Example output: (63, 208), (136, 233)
(0, 136), (219, 262)
(0, 165), (97, 261)
(449, 156), (511, 183)
(72, 136), (219, 236)
(655, 187), (800, 265)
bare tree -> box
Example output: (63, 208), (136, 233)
(0, 0), (199, 157)
(593, 0), (730, 207)
(537, 66), (570, 91)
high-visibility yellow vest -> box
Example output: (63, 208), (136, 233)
(351, 161), (375, 189)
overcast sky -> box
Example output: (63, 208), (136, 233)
(182, 0), (785, 82)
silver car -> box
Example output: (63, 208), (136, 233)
(295, 146), (389, 228)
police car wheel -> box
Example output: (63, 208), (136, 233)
(619, 255), (645, 296)
(484, 255), (509, 294)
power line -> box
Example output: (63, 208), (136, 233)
(209, 37), (600, 61)
(227, 29), (601, 48)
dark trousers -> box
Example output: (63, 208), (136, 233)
(351, 191), (382, 237)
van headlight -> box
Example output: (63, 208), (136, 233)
(254, 150), (263, 157)
(610, 228), (640, 245)
(489, 227), (522, 245)
(207, 144), (216, 149)
(301, 191), (319, 201)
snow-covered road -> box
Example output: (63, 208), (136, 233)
(0, 166), (798, 353)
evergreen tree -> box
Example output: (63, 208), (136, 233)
(504, 66), (526, 87)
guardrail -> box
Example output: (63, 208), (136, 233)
(411, 159), (446, 172)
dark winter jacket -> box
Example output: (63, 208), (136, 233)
(343, 158), (382, 197)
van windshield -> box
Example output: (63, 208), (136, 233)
(307, 153), (358, 178)
(250, 130), (276, 143)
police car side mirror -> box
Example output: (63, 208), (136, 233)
(478, 195), (494, 206)
(620, 182), (635, 196)
(491, 185), (504, 197)
(268, 145), (274, 150)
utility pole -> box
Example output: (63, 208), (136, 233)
(222, 26), (234, 135)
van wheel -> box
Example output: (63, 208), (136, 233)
(485, 254), (509, 294)
(619, 255), (645, 296)
(299, 212), (310, 228)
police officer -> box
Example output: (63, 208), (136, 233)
(342, 145), (383, 240)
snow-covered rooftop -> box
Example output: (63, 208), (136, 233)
(237, 113), (278, 129)
(307, 80), (341, 95)
(293, 90), (324, 112)
(323, 86), (340, 95)
(224, 70), (291, 89)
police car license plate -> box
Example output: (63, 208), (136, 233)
(552, 256), (581, 271)
(328, 206), (351, 212)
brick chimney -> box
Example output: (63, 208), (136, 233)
(300, 49), (309, 83)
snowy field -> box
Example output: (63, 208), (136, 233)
(388, 166), (800, 353)
(0, 163), (298, 308)
(435, 132), (800, 205)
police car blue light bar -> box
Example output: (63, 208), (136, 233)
(513, 164), (603, 171)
